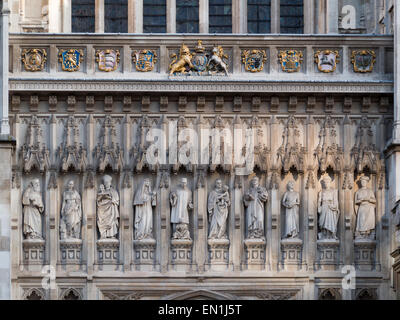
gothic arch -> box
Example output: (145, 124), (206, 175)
(318, 288), (341, 300)
(162, 289), (237, 300)
(60, 288), (82, 300)
(23, 288), (45, 300)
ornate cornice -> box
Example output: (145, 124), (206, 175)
(9, 80), (393, 93)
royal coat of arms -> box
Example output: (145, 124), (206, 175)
(242, 49), (267, 72)
(58, 49), (84, 72)
(21, 48), (47, 72)
(191, 40), (208, 73)
(351, 50), (376, 73)
(132, 50), (157, 72)
(96, 49), (120, 72)
(278, 50), (303, 73)
(314, 50), (340, 73)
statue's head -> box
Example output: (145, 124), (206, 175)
(287, 181), (295, 191)
(67, 180), (74, 191)
(215, 179), (223, 190)
(180, 44), (190, 56)
(181, 177), (188, 188)
(360, 176), (369, 188)
(143, 178), (151, 188)
(251, 177), (259, 188)
(322, 176), (332, 189)
(103, 175), (112, 189)
(31, 179), (40, 192)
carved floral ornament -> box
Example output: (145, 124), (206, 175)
(96, 49), (120, 72)
(58, 49), (84, 72)
(21, 48), (47, 72)
(314, 50), (340, 73)
(242, 49), (267, 72)
(351, 49), (376, 73)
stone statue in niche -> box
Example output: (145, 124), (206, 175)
(170, 177), (193, 240)
(244, 177), (268, 239)
(208, 179), (230, 240)
(133, 178), (156, 240)
(354, 176), (376, 240)
(317, 176), (340, 240)
(60, 180), (82, 240)
(96, 175), (120, 239)
(282, 181), (300, 239)
(22, 179), (44, 239)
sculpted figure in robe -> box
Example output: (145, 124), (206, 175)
(60, 180), (82, 240)
(22, 179), (44, 240)
(317, 176), (340, 240)
(208, 179), (230, 240)
(244, 177), (268, 239)
(282, 181), (300, 239)
(134, 178), (156, 240)
(354, 176), (376, 240)
(97, 175), (120, 239)
(170, 178), (193, 240)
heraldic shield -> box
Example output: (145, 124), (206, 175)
(133, 50), (158, 72)
(59, 49), (84, 72)
(278, 50), (303, 73)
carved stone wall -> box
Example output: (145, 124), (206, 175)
(9, 91), (395, 300)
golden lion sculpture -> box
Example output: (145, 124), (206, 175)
(169, 44), (194, 75)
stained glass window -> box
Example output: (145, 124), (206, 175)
(209, 0), (232, 33)
(143, 0), (167, 33)
(72, 0), (95, 33)
(105, 0), (128, 33)
(248, 0), (271, 33)
(280, 0), (304, 34)
(177, 0), (199, 33)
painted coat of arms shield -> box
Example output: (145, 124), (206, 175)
(96, 49), (120, 72)
(242, 49), (267, 72)
(351, 50), (376, 73)
(314, 50), (339, 73)
(133, 50), (157, 72)
(278, 50), (303, 73)
(59, 49), (84, 72)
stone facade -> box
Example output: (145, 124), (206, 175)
(0, 0), (399, 300)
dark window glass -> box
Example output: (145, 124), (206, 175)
(177, 0), (199, 33)
(72, 0), (95, 33)
(247, 0), (271, 33)
(143, 0), (167, 33)
(280, 0), (303, 34)
(209, 0), (232, 33)
(105, 0), (128, 33)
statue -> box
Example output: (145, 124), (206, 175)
(133, 178), (156, 240)
(354, 176), (376, 240)
(169, 44), (194, 75)
(244, 177), (268, 239)
(60, 180), (82, 240)
(208, 179), (230, 240)
(207, 46), (229, 75)
(22, 179), (44, 239)
(317, 176), (340, 240)
(96, 175), (120, 239)
(170, 178), (193, 240)
(282, 181), (300, 239)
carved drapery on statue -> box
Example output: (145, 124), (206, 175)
(60, 180), (82, 240)
(133, 179), (156, 240)
(282, 181), (300, 239)
(208, 179), (230, 240)
(244, 177), (268, 239)
(23, 179), (44, 239)
(96, 175), (120, 239)
(170, 178), (193, 240)
(354, 176), (376, 240)
(317, 176), (340, 240)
